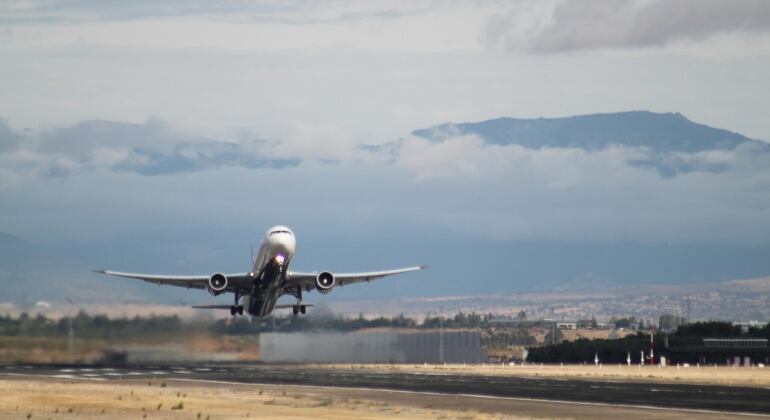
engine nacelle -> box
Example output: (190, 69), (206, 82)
(207, 272), (228, 296)
(315, 271), (335, 294)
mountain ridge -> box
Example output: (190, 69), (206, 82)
(411, 111), (764, 152)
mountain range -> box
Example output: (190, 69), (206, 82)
(412, 111), (763, 152)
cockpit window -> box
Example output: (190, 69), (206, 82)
(269, 230), (291, 236)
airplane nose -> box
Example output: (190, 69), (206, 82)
(270, 234), (296, 256)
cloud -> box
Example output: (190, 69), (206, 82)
(0, 118), (300, 183)
(0, 0), (430, 25)
(0, 1), (485, 54)
(396, 132), (716, 182)
(266, 121), (363, 162)
(0, 119), (22, 152)
(628, 149), (732, 178)
(485, 0), (770, 53)
(393, 136), (770, 243)
(0, 117), (397, 186)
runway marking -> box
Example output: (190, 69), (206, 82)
(169, 377), (770, 418)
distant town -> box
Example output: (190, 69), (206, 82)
(326, 276), (770, 324)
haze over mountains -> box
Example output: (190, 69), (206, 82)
(1, 111), (769, 307)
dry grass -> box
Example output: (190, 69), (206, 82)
(0, 337), (107, 364)
(0, 334), (260, 364)
(0, 379), (531, 420)
(314, 363), (770, 388)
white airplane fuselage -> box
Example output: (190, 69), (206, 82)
(243, 226), (297, 316)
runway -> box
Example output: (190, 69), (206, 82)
(3, 364), (770, 416)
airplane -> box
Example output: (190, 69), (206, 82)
(96, 225), (424, 317)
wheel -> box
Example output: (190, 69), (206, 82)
(292, 306), (299, 315)
(237, 305), (244, 315)
(300, 305), (306, 314)
(230, 306), (237, 316)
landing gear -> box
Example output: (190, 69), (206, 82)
(230, 290), (244, 316)
(291, 288), (306, 315)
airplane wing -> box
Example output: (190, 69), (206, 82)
(94, 270), (253, 291)
(286, 266), (425, 290)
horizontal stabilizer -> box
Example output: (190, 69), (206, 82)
(274, 304), (314, 309)
(191, 305), (233, 310)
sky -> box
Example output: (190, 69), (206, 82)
(1, 1), (770, 296)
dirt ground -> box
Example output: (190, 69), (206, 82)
(313, 362), (770, 388)
(0, 377), (750, 420)
(0, 378), (518, 420)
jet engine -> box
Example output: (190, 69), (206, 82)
(207, 273), (228, 296)
(315, 271), (335, 294)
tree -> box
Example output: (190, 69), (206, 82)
(613, 317), (636, 329)
(544, 327), (564, 344)
(658, 314), (686, 333)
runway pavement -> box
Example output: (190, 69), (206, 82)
(3, 363), (770, 416)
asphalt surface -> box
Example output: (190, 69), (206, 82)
(3, 363), (770, 415)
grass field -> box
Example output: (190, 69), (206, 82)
(313, 363), (770, 388)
